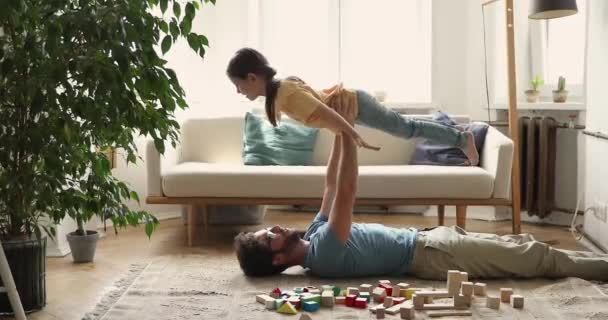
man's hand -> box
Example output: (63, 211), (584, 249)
(334, 103), (356, 126)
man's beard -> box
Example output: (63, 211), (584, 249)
(281, 230), (305, 252)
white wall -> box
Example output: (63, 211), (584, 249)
(583, 0), (608, 248)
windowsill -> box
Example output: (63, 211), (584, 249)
(488, 101), (585, 111)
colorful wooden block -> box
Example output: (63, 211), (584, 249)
(500, 288), (513, 303)
(473, 283), (487, 296)
(373, 287), (387, 303)
(454, 294), (471, 310)
(345, 294), (357, 307)
(274, 298), (286, 310)
(510, 295), (524, 309)
(270, 288), (282, 298)
(400, 304), (415, 320)
(302, 301), (319, 312)
(376, 305), (385, 319)
(354, 297), (368, 309)
(486, 295), (500, 310)
(447, 270), (462, 296)
(404, 288), (418, 299)
(379, 280), (392, 285)
(347, 287), (360, 296)
(277, 301), (298, 315)
(299, 314), (313, 320)
(460, 271), (469, 282)
(308, 288), (321, 295)
(423, 303), (456, 310)
(295, 287), (305, 294)
(379, 283), (393, 296)
(321, 290), (335, 307)
(359, 292), (371, 302)
(335, 296), (346, 304)
(301, 294), (321, 304)
(392, 297), (406, 305)
(413, 290), (451, 299)
(288, 297), (301, 309)
(428, 310), (472, 317)
(256, 294), (274, 304)
(360, 283), (373, 293)
(332, 286), (341, 297)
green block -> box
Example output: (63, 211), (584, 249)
(301, 294), (321, 304)
(332, 286), (341, 297)
(359, 292), (370, 302)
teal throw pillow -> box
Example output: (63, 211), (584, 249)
(243, 112), (319, 166)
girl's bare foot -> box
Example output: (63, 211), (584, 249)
(462, 132), (479, 166)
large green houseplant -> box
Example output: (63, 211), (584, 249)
(0, 0), (213, 313)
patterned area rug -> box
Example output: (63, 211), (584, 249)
(84, 255), (608, 320)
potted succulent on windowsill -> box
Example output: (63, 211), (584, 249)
(525, 74), (544, 103)
(0, 0), (213, 314)
(553, 76), (568, 103)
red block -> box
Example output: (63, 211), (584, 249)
(287, 297), (301, 309)
(271, 288), (282, 298)
(345, 294), (357, 307)
(354, 297), (368, 309)
(392, 297), (406, 305)
(379, 284), (393, 296)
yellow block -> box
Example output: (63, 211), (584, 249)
(277, 301), (298, 315)
(403, 288), (418, 299)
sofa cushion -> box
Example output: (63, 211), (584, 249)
(162, 163), (494, 199)
(242, 112), (319, 166)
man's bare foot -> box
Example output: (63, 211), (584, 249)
(462, 132), (479, 166)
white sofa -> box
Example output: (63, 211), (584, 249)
(146, 115), (515, 245)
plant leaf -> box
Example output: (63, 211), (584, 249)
(161, 35), (172, 54)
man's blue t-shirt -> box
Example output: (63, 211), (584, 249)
(302, 213), (418, 278)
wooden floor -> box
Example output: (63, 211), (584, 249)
(22, 209), (583, 320)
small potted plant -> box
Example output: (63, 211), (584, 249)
(553, 76), (568, 103)
(525, 74), (544, 103)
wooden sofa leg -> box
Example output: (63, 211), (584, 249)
(438, 205), (445, 226)
(456, 205), (467, 229)
(187, 205), (196, 247)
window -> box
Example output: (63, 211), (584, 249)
(256, 0), (432, 103)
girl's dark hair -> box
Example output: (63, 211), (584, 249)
(227, 48), (280, 126)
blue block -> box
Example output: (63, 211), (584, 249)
(302, 301), (320, 312)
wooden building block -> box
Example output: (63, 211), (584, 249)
(274, 298), (286, 309)
(473, 283), (487, 296)
(373, 287), (387, 303)
(423, 303), (456, 310)
(428, 310), (473, 317)
(383, 296), (394, 308)
(360, 283), (373, 293)
(392, 297), (406, 305)
(404, 288), (418, 299)
(460, 282), (474, 297)
(346, 287), (360, 296)
(413, 290), (451, 299)
(454, 294), (471, 310)
(424, 296), (434, 304)
(447, 270), (462, 296)
(486, 295), (500, 310)
(321, 290), (335, 307)
(335, 296), (346, 305)
(270, 288), (282, 299)
(256, 294), (274, 304)
(412, 294), (425, 310)
(379, 283), (393, 296)
(299, 313), (313, 320)
(302, 301), (320, 312)
(288, 296), (301, 309)
(375, 305), (385, 319)
(460, 271), (469, 282)
(379, 280), (392, 285)
(386, 302), (406, 315)
(400, 304), (415, 319)
(301, 294), (321, 304)
(510, 294), (524, 309)
(359, 292), (371, 302)
(277, 301), (298, 315)
(354, 297), (368, 309)
(500, 288), (513, 303)
(345, 294), (357, 307)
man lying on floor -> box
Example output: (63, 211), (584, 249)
(234, 127), (608, 281)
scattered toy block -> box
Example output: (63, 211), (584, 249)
(345, 294), (357, 307)
(392, 297), (406, 305)
(379, 280), (392, 285)
(400, 304), (415, 319)
(271, 288), (282, 299)
(321, 290), (335, 307)
(359, 292), (371, 302)
(397, 283), (410, 297)
(473, 283), (487, 296)
(392, 285), (402, 297)
(274, 298), (286, 309)
(460, 282), (474, 297)
(486, 295), (500, 310)
(379, 283), (393, 296)
(308, 288), (321, 295)
(332, 286), (341, 297)
(265, 299), (275, 310)
(500, 288), (513, 303)
(302, 301), (320, 312)
(447, 270), (462, 296)
(295, 287), (305, 294)
(322, 285), (333, 292)
(256, 294), (274, 305)
(301, 294), (321, 304)
(347, 287), (360, 296)
(404, 288), (418, 299)
(299, 313), (313, 320)
(383, 296), (394, 308)
(375, 305), (386, 319)
(427, 310), (473, 317)
(360, 284), (373, 293)
(354, 297), (368, 309)
(335, 296), (346, 304)
(424, 296), (433, 304)
(423, 303), (456, 310)
(288, 296), (301, 309)
(386, 302), (406, 315)
(460, 272), (469, 282)
(413, 290), (450, 299)
(412, 294), (425, 310)
(373, 287), (387, 303)
(277, 301), (298, 315)
(340, 289), (347, 296)
(454, 294), (471, 310)
(510, 294), (524, 309)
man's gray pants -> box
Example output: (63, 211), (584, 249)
(409, 226), (608, 281)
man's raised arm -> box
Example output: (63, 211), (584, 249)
(328, 133), (358, 244)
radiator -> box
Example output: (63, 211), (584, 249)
(518, 116), (558, 218)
